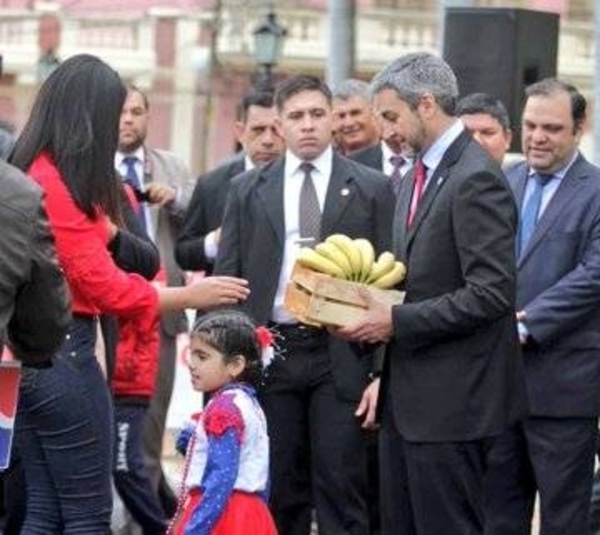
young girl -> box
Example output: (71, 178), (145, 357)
(168, 310), (277, 535)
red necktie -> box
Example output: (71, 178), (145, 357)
(407, 159), (426, 227)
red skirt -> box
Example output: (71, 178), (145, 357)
(170, 489), (278, 535)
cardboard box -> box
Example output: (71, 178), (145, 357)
(284, 262), (405, 327)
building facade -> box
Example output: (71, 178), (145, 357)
(0, 0), (594, 173)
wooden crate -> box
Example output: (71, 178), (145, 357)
(284, 262), (405, 327)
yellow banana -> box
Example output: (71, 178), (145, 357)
(325, 234), (362, 280)
(315, 242), (353, 279)
(354, 238), (375, 282)
(371, 261), (407, 289)
(296, 247), (346, 278)
(367, 251), (396, 283)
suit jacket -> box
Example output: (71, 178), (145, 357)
(350, 143), (384, 171)
(215, 151), (396, 401)
(509, 155), (600, 417)
(382, 130), (526, 442)
(144, 147), (195, 336)
(109, 187), (160, 281)
(0, 159), (71, 365)
(175, 154), (245, 274)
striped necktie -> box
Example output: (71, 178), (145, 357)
(298, 162), (321, 246)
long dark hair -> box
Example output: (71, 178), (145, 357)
(10, 54), (126, 222)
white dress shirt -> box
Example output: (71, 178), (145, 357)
(381, 141), (413, 179)
(271, 147), (333, 323)
(115, 147), (155, 240)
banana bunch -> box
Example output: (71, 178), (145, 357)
(296, 234), (406, 289)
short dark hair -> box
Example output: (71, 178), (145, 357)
(10, 54), (126, 222)
(456, 92), (511, 130)
(191, 309), (264, 388)
(236, 90), (275, 123)
(126, 84), (149, 111)
(274, 75), (332, 112)
(525, 78), (586, 133)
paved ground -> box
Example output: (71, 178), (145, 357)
(158, 429), (540, 535)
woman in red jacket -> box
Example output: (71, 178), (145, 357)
(9, 54), (249, 535)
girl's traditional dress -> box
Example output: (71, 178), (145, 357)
(168, 383), (277, 535)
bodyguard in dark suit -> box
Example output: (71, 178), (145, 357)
(175, 91), (284, 274)
(483, 79), (600, 535)
(215, 75), (395, 535)
(337, 53), (526, 535)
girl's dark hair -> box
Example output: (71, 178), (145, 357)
(10, 54), (127, 222)
(191, 310), (263, 387)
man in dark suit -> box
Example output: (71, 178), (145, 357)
(215, 75), (395, 535)
(337, 52), (526, 535)
(483, 79), (600, 535)
(175, 90), (285, 274)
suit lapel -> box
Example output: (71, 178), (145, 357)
(366, 144), (384, 171)
(321, 154), (356, 238)
(394, 167), (414, 259)
(518, 156), (588, 266)
(228, 157), (245, 179)
(405, 130), (471, 251)
(511, 165), (528, 210)
(256, 159), (285, 246)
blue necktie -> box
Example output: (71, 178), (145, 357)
(519, 173), (552, 256)
(123, 156), (147, 233)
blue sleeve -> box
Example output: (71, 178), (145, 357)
(175, 424), (194, 456)
(183, 427), (240, 535)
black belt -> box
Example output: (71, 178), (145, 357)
(72, 313), (96, 324)
(268, 322), (326, 343)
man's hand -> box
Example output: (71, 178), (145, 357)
(356, 378), (380, 429)
(334, 287), (394, 344)
(145, 183), (177, 206)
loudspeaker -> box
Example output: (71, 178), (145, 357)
(443, 8), (559, 152)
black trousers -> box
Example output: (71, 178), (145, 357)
(379, 400), (494, 535)
(113, 402), (169, 535)
(261, 325), (369, 535)
(141, 328), (178, 516)
(483, 417), (597, 535)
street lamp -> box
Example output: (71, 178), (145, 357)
(252, 10), (287, 91)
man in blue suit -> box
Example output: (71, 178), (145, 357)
(484, 78), (600, 535)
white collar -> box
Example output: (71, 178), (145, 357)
(285, 145), (333, 178)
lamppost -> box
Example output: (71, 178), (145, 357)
(252, 9), (287, 91)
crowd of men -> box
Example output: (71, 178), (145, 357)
(2, 49), (600, 535)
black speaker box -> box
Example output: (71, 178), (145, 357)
(443, 8), (559, 152)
